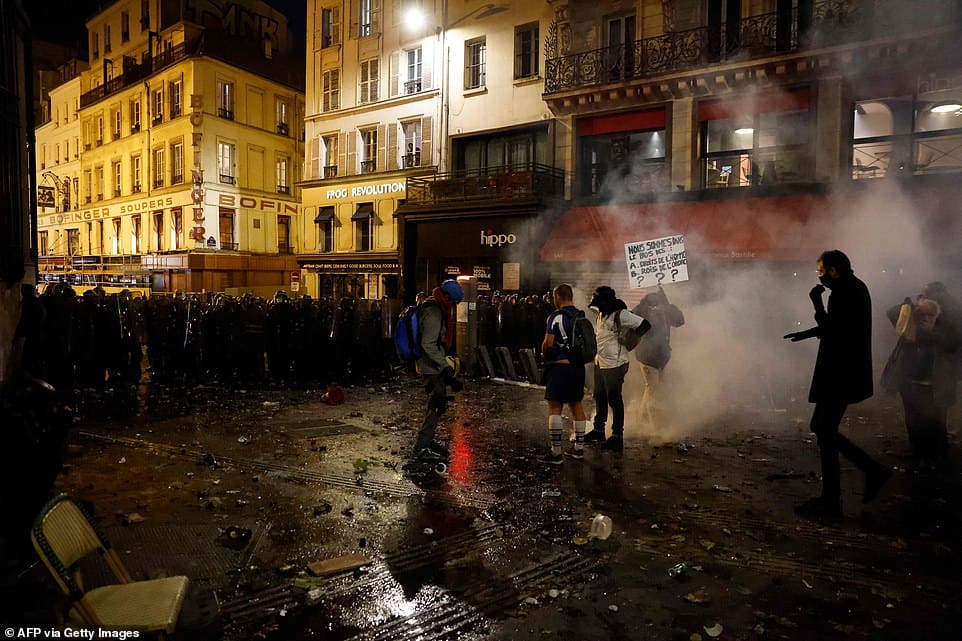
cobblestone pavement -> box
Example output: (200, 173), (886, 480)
(11, 373), (962, 640)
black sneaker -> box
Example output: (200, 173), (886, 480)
(584, 429), (606, 443)
(794, 497), (842, 519)
(428, 441), (450, 458)
(563, 449), (585, 461)
(862, 467), (893, 504)
(601, 436), (624, 452)
(542, 453), (564, 465)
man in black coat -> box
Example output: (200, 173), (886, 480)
(784, 250), (891, 518)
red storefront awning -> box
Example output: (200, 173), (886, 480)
(540, 194), (833, 264)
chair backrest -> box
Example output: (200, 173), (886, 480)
(31, 495), (110, 599)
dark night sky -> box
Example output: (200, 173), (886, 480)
(28, 0), (305, 51)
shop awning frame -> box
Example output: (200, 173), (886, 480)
(351, 203), (375, 221)
(314, 206), (335, 223)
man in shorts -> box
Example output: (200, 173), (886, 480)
(540, 283), (588, 464)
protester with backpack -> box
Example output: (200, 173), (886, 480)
(540, 284), (594, 464)
(631, 287), (685, 432)
(402, 279), (464, 476)
(586, 286), (650, 452)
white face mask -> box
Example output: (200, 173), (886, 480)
(588, 305), (600, 313)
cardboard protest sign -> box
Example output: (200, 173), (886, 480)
(624, 235), (689, 288)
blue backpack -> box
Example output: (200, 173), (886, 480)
(394, 300), (438, 361)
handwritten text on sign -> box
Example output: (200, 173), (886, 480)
(624, 235), (689, 288)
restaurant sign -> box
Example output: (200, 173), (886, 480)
(301, 260), (400, 272)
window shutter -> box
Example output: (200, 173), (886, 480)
(391, 0), (400, 25)
(312, 3), (321, 50)
(345, 131), (355, 175)
(332, 5), (341, 45)
(359, 64), (369, 103)
(389, 51), (399, 97)
(372, 58), (380, 101)
(349, 0), (358, 38)
(422, 38), (433, 90)
(386, 122), (398, 170)
(420, 114), (433, 166)
(376, 124), (387, 172)
(310, 135), (320, 178)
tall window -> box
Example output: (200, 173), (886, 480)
(360, 59), (379, 104)
(169, 80), (182, 118)
(405, 47), (422, 94)
(92, 33), (99, 59)
(152, 88), (163, 124)
(84, 171), (92, 203)
(360, 128), (377, 173)
(354, 203), (373, 251)
(581, 129), (667, 196)
(276, 99), (289, 135)
(130, 99), (141, 132)
(132, 216), (142, 254)
(112, 161), (122, 197)
(67, 229), (80, 256)
(322, 70), (340, 111)
(170, 142), (184, 183)
(219, 209), (235, 249)
(39, 231), (48, 256)
(153, 148), (165, 187)
(316, 207), (334, 252)
(131, 155), (141, 192)
(465, 38), (486, 90)
(514, 23), (539, 79)
(277, 215), (291, 253)
(217, 80), (235, 119)
(323, 134), (338, 178)
(321, 6), (339, 48)
(112, 219), (121, 254)
(359, 0), (380, 37)
(112, 109), (121, 139)
(104, 24), (111, 53)
(96, 166), (104, 199)
(401, 120), (421, 167)
(171, 208), (182, 249)
(218, 142), (236, 183)
(97, 117), (104, 144)
(153, 211), (163, 251)
(121, 12), (130, 42)
(276, 156), (289, 193)
(140, 0), (149, 31)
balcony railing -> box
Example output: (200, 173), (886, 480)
(360, 159), (376, 174)
(221, 242), (238, 251)
(112, 131), (121, 141)
(131, 124), (141, 134)
(277, 122), (289, 135)
(152, 116), (163, 126)
(80, 41), (191, 108)
(323, 165), (338, 179)
(277, 243), (292, 254)
(85, 196), (92, 204)
(402, 152), (421, 168)
(404, 78), (422, 94)
(544, 0), (960, 94)
(277, 185), (290, 194)
(171, 173), (184, 185)
(406, 163), (565, 205)
(113, 189), (122, 197)
(132, 184), (142, 193)
(220, 174), (236, 184)
(153, 178), (164, 188)
(218, 107), (234, 120)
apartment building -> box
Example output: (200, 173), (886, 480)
(537, 0), (962, 299)
(36, 0), (305, 293)
(299, 0), (564, 299)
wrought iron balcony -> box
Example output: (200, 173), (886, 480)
(277, 122), (289, 135)
(405, 163), (565, 205)
(221, 242), (238, 251)
(277, 185), (290, 194)
(403, 78), (422, 94)
(402, 152), (421, 168)
(218, 107), (234, 120)
(132, 184), (141, 193)
(171, 173), (184, 185)
(219, 174), (236, 184)
(360, 159), (376, 174)
(131, 124), (140, 134)
(544, 0), (960, 94)
(323, 165), (338, 179)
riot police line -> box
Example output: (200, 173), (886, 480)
(18, 284), (558, 399)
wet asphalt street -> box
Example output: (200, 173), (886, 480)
(15, 373), (962, 640)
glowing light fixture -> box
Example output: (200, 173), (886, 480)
(734, 127), (754, 135)
(403, 7), (425, 29)
(931, 102), (962, 113)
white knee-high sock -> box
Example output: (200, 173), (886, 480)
(549, 415), (563, 455)
(574, 420), (586, 450)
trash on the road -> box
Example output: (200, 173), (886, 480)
(683, 587), (711, 604)
(217, 526), (252, 549)
(668, 562), (688, 578)
(169, 481), (184, 490)
(307, 553), (371, 578)
(704, 623), (723, 638)
(321, 384), (345, 405)
(700, 540), (716, 551)
(541, 487), (561, 498)
(262, 401), (280, 409)
(353, 459), (369, 473)
(235, 499), (249, 507)
(305, 588), (324, 605)
(341, 500), (355, 517)
(677, 443), (691, 454)
(118, 457), (126, 464)
(277, 564), (297, 576)
(423, 528), (434, 535)
(314, 502), (333, 516)
(238, 436), (250, 444)
(203, 453), (218, 467)
(712, 484), (732, 493)
(572, 536), (588, 546)
(524, 597), (538, 606)
(608, 604), (619, 612)
(589, 514), (613, 540)
(548, 589), (560, 599)
(690, 634), (702, 641)
(802, 579), (813, 589)
(121, 512), (145, 524)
